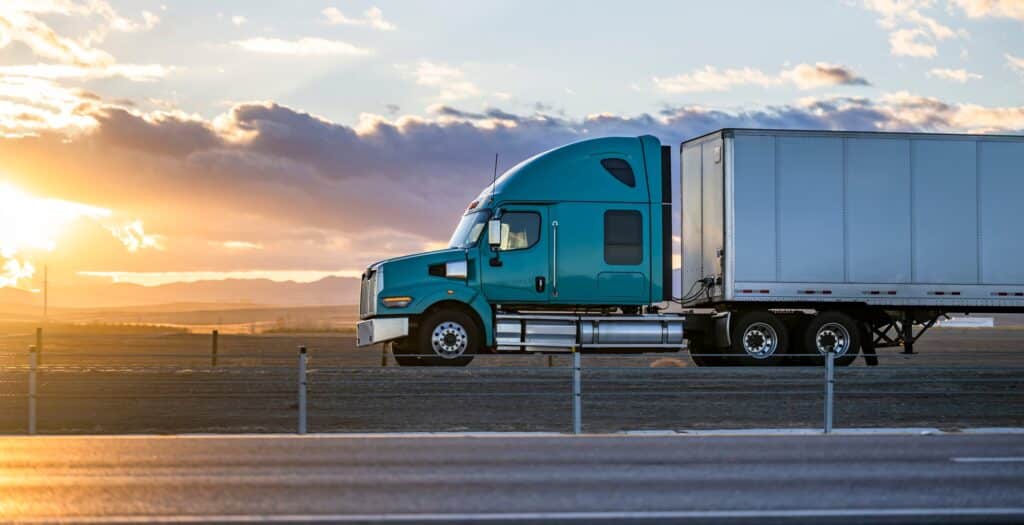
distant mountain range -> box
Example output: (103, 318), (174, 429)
(0, 276), (361, 309)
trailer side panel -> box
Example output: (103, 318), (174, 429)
(682, 128), (1024, 310)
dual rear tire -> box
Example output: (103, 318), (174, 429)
(691, 310), (861, 366)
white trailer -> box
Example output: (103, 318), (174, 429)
(679, 129), (1024, 366)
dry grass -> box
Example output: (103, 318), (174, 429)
(649, 357), (688, 368)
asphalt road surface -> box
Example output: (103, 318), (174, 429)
(3, 433), (1024, 524)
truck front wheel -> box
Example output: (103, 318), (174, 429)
(405, 309), (478, 367)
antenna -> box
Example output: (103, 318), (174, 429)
(489, 153), (499, 203)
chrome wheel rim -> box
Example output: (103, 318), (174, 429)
(815, 322), (851, 357)
(431, 321), (469, 358)
(741, 322), (778, 359)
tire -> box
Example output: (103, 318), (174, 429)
(803, 311), (860, 367)
(728, 311), (789, 366)
(390, 339), (424, 367)
(411, 309), (478, 367)
(687, 337), (729, 367)
(782, 314), (817, 366)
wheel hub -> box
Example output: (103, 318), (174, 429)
(742, 322), (778, 359)
(431, 321), (468, 358)
(815, 323), (850, 356)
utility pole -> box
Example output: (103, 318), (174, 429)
(43, 264), (48, 324)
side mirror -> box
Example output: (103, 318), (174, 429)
(487, 219), (502, 248)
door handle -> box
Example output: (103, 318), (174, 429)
(551, 220), (558, 297)
(535, 276), (546, 293)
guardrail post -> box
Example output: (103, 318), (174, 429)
(28, 345), (37, 435)
(211, 330), (219, 367)
(824, 348), (834, 434)
(298, 345), (307, 434)
(572, 346), (581, 435)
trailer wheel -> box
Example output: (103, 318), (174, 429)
(408, 309), (477, 367)
(727, 311), (788, 366)
(687, 337), (729, 367)
(803, 311), (860, 367)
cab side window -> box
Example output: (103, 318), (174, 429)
(500, 212), (541, 251)
(604, 210), (643, 264)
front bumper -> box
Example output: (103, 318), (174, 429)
(356, 317), (409, 347)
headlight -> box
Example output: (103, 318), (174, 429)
(382, 296), (413, 308)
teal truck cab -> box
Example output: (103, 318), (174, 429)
(356, 135), (682, 366)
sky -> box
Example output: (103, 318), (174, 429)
(0, 0), (1022, 295)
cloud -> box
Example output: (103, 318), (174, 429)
(2, 88), (1021, 282)
(223, 241), (263, 250)
(322, 6), (396, 31)
(108, 220), (162, 252)
(654, 67), (780, 93)
(0, 1), (160, 66)
(927, 67), (982, 82)
(858, 0), (962, 58)
(0, 76), (101, 137)
(0, 0), (171, 139)
(878, 91), (1024, 131)
(653, 63), (869, 93)
(0, 63), (172, 82)
(951, 0), (1024, 20)
(233, 37), (371, 57)
(783, 63), (871, 89)
(1008, 54), (1024, 75)
(231, 15), (246, 26)
(409, 61), (481, 100)
(889, 28), (937, 57)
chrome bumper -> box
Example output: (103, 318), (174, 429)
(356, 317), (409, 347)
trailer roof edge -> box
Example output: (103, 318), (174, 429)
(679, 128), (1024, 148)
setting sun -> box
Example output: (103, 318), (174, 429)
(0, 183), (110, 254)
(0, 183), (163, 289)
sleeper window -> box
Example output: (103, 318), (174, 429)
(604, 210), (643, 265)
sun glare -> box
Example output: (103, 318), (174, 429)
(0, 182), (111, 288)
(0, 183), (110, 253)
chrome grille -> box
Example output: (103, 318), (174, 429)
(359, 267), (378, 319)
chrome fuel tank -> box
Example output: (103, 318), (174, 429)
(496, 314), (684, 352)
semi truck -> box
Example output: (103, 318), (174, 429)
(356, 128), (1024, 366)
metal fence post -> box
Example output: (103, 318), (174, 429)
(211, 330), (219, 367)
(572, 346), (581, 435)
(824, 348), (834, 434)
(298, 345), (307, 435)
(28, 345), (37, 435)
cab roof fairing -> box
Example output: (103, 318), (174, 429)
(470, 135), (660, 208)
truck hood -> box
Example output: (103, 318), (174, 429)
(371, 248), (468, 289)
(370, 247), (465, 270)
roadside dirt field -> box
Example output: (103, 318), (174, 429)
(1, 327), (1021, 434)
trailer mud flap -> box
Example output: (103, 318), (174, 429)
(713, 311), (731, 348)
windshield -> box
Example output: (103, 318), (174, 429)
(448, 210), (490, 249)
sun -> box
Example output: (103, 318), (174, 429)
(0, 182), (113, 288)
(0, 183), (111, 256)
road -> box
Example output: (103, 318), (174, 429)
(2, 433), (1024, 524)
